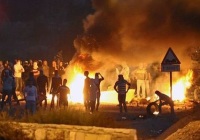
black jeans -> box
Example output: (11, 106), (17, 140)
(118, 94), (127, 113)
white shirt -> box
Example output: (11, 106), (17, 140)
(14, 63), (24, 78)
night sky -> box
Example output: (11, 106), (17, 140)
(1, 0), (200, 72)
(0, 0), (93, 62)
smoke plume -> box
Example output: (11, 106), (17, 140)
(69, 0), (200, 87)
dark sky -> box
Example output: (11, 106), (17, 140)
(0, 0), (93, 62)
(1, 0), (200, 72)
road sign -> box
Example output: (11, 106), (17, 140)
(161, 64), (180, 72)
(161, 48), (181, 65)
(161, 47), (181, 99)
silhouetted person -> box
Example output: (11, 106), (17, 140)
(22, 61), (31, 90)
(90, 78), (97, 113)
(83, 71), (91, 111)
(58, 61), (65, 80)
(57, 79), (70, 109)
(9, 70), (20, 105)
(49, 60), (57, 92)
(37, 70), (48, 109)
(50, 70), (62, 109)
(1, 70), (14, 110)
(23, 79), (38, 115)
(25, 72), (37, 87)
(94, 72), (104, 111)
(114, 74), (131, 113)
(155, 90), (174, 114)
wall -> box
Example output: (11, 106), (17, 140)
(17, 123), (137, 140)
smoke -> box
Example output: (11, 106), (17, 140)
(68, 0), (200, 88)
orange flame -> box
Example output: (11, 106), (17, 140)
(68, 73), (85, 103)
(160, 69), (193, 101)
(66, 67), (134, 104)
(47, 67), (193, 104)
(171, 69), (193, 101)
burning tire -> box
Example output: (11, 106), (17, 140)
(146, 102), (159, 116)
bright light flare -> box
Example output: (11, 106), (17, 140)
(153, 111), (159, 115)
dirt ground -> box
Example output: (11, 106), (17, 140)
(99, 100), (197, 140)
(157, 104), (200, 140)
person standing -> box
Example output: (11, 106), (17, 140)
(144, 63), (151, 98)
(37, 70), (48, 109)
(50, 70), (62, 109)
(83, 71), (91, 111)
(94, 72), (104, 111)
(89, 78), (98, 114)
(133, 63), (147, 99)
(114, 74), (131, 113)
(42, 60), (49, 90)
(22, 61), (31, 90)
(1, 70), (14, 110)
(49, 60), (57, 92)
(9, 70), (20, 105)
(58, 61), (65, 80)
(23, 80), (38, 115)
(14, 59), (24, 93)
(32, 61), (40, 81)
(57, 79), (70, 109)
(0, 61), (4, 92)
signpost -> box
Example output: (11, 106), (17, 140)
(161, 48), (181, 99)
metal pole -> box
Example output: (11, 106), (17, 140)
(170, 71), (172, 99)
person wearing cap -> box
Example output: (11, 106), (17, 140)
(114, 74), (131, 113)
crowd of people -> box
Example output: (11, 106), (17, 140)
(0, 59), (68, 115)
(0, 58), (173, 116)
(0, 58), (134, 115)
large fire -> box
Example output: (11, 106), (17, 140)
(47, 68), (193, 104)
(68, 73), (85, 103)
(164, 69), (193, 101)
(172, 70), (193, 101)
(66, 72), (132, 104)
(66, 70), (134, 104)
